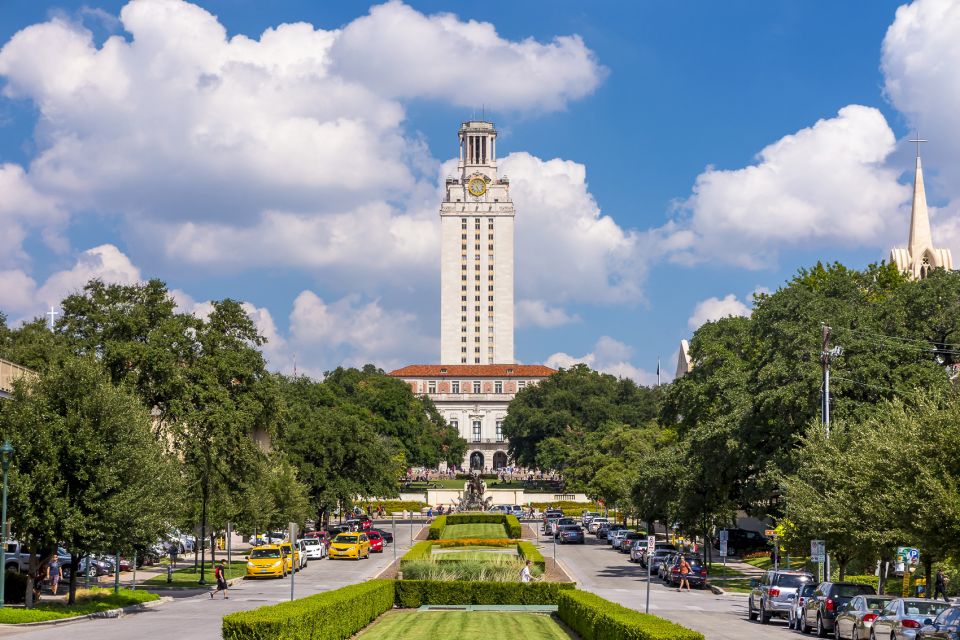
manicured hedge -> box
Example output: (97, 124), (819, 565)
(427, 515), (447, 540)
(394, 579), (575, 608)
(557, 590), (704, 640)
(517, 541), (546, 571)
(222, 579), (394, 640)
(505, 514), (522, 538)
(446, 513), (507, 525)
(434, 538), (515, 548)
(400, 541), (434, 565)
(357, 500), (428, 513)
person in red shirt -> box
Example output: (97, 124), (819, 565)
(210, 560), (228, 599)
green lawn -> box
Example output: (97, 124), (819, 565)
(357, 611), (573, 640)
(143, 560), (247, 587)
(742, 556), (809, 571)
(434, 549), (518, 561)
(708, 563), (753, 593)
(440, 523), (509, 539)
(0, 588), (158, 624)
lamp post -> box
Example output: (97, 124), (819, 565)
(0, 441), (14, 609)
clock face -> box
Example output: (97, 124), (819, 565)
(468, 177), (487, 197)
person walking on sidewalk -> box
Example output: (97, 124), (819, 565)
(677, 555), (692, 592)
(211, 560), (228, 599)
(935, 568), (949, 601)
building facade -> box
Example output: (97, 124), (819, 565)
(890, 150), (953, 278)
(440, 120), (515, 365)
(388, 364), (554, 471)
(0, 358), (34, 400)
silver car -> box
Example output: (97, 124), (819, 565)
(748, 569), (815, 623)
(610, 529), (630, 549)
(587, 517), (609, 534)
(871, 598), (949, 640)
(833, 594), (892, 639)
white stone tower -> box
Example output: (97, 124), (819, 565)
(440, 121), (515, 364)
(890, 141), (953, 279)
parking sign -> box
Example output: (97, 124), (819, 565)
(647, 535), (656, 554)
(810, 539), (825, 562)
(719, 540), (728, 557)
(719, 529), (728, 542)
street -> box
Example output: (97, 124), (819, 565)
(550, 533), (787, 640)
(0, 522), (424, 640)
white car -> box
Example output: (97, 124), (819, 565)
(299, 538), (326, 561)
(588, 517), (609, 533)
(295, 540), (309, 568)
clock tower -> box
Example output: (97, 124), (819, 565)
(440, 121), (515, 364)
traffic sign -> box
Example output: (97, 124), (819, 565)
(719, 540), (728, 557)
(896, 546), (920, 566)
(811, 539), (825, 562)
(647, 535), (656, 554)
(719, 529), (728, 542)
(764, 529), (777, 537)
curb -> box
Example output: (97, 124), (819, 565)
(0, 596), (172, 628)
(708, 584), (725, 595)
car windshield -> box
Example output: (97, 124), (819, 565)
(903, 601), (947, 616)
(336, 535), (359, 543)
(776, 574), (813, 588)
(834, 584), (875, 598)
(865, 597), (889, 610)
(625, 532), (641, 539)
(301, 539), (319, 546)
(251, 548), (280, 559)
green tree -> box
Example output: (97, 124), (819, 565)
(0, 356), (178, 604)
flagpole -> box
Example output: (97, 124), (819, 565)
(657, 357), (661, 387)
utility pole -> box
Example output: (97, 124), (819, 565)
(821, 325), (831, 437)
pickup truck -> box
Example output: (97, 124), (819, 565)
(2, 541), (36, 573)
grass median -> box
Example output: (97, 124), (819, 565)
(356, 610), (571, 640)
(0, 588), (158, 624)
(440, 523), (509, 539)
(708, 563), (753, 592)
(143, 559), (247, 587)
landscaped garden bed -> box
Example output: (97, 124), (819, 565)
(355, 610), (573, 639)
(0, 588), (159, 624)
(428, 513), (522, 540)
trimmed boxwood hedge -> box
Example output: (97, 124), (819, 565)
(394, 579), (575, 608)
(400, 540), (434, 565)
(557, 590), (704, 640)
(427, 515), (447, 540)
(222, 579), (394, 640)
(517, 541), (546, 571)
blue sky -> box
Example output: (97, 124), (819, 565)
(1, 0), (958, 382)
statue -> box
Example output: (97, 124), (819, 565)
(458, 471), (493, 511)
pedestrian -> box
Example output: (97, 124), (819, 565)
(47, 554), (62, 596)
(210, 560), (228, 599)
(168, 543), (179, 568)
(935, 568), (949, 601)
(677, 555), (692, 592)
(519, 559), (533, 583)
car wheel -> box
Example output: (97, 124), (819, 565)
(834, 622), (841, 640)
(760, 601), (770, 624)
(87, 566), (97, 579)
(801, 612), (812, 634)
(748, 598), (759, 621)
(817, 614), (827, 637)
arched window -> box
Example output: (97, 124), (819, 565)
(469, 451), (485, 470)
(492, 451), (508, 470)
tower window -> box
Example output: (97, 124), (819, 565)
(488, 275), (494, 281)
(495, 381), (503, 393)
(488, 285), (494, 291)
(461, 336), (467, 342)
(475, 234), (480, 240)
(461, 305), (467, 312)
(461, 295), (467, 301)
(475, 357), (481, 364)
(475, 347), (480, 353)
(473, 381), (481, 393)
(462, 275), (467, 281)
(461, 285), (467, 291)
(488, 234), (494, 240)
(475, 275), (480, 281)
(488, 244), (494, 251)
(428, 381), (436, 393)
(462, 234), (467, 240)
(461, 357), (467, 363)
(452, 381), (460, 393)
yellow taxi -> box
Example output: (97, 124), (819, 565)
(328, 532), (371, 560)
(279, 542), (302, 573)
(245, 544), (288, 578)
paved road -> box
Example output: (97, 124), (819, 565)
(0, 522), (424, 640)
(547, 532), (788, 640)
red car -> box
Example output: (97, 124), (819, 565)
(345, 518), (372, 531)
(366, 531), (384, 553)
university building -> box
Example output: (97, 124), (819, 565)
(390, 120), (554, 471)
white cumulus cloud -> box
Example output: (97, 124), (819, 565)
(687, 294), (751, 330)
(546, 336), (658, 386)
(516, 300), (579, 328)
(669, 105), (910, 268)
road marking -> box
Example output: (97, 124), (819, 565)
(684, 605), (704, 611)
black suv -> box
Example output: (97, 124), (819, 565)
(800, 581), (876, 636)
(714, 528), (768, 555)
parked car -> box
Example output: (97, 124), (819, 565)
(366, 531), (385, 553)
(609, 529), (630, 549)
(871, 598), (949, 640)
(619, 531), (643, 553)
(344, 517), (372, 531)
(552, 517), (577, 538)
(588, 518), (609, 534)
(601, 524), (628, 542)
(557, 525), (585, 544)
(834, 594), (894, 639)
(328, 533), (370, 560)
(917, 603), (960, 639)
(665, 554), (707, 588)
(714, 528), (768, 556)
(800, 581), (877, 636)
(581, 512), (601, 526)
(748, 569), (815, 624)
(638, 542), (676, 568)
(324, 524), (351, 537)
(649, 549), (677, 577)
(279, 542), (303, 572)
(252, 531), (286, 546)
(543, 517), (561, 536)
(658, 552), (679, 581)
(60, 555), (113, 580)
(368, 528), (393, 544)
(510, 506), (525, 518)
(299, 537), (326, 560)
(245, 544), (288, 579)
(788, 582), (818, 630)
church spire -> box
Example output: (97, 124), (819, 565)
(890, 135), (954, 279)
(907, 137), (932, 258)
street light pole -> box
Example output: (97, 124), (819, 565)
(0, 441), (13, 608)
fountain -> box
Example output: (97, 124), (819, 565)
(458, 471), (493, 511)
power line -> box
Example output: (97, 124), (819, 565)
(835, 326), (960, 354)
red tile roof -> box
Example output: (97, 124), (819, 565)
(388, 364), (556, 378)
